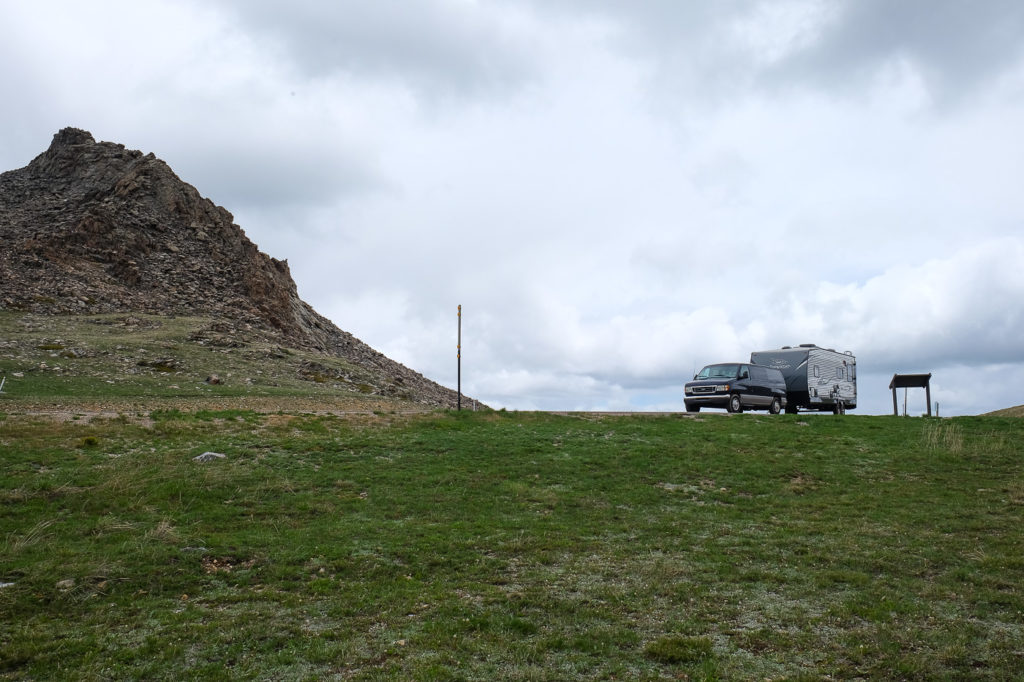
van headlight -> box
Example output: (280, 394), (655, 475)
(718, 384), (730, 392)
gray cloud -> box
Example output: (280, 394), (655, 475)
(209, 0), (540, 99)
(162, 132), (382, 213)
(521, 1), (1024, 107)
(763, 0), (1024, 105)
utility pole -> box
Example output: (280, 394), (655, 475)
(457, 305), (462, 411)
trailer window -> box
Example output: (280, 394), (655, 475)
(836, 367), (844, 379)
(813, 365), (819, 378)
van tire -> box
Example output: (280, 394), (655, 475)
(769, 397), (782, 415)
(727, 394), (743, 414)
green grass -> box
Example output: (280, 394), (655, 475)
(1, 410), (1022, 679)
(0, 311), (416, 404)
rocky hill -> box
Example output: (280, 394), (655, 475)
(0, 128), (462, 407)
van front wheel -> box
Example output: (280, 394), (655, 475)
(769, 397), (782, 415)
(727, 394), (743, 413)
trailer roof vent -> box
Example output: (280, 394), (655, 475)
(799, 343), (815, 347)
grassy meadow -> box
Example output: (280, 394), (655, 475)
(0, 311), (425, 406)
(1, 407), (1022, 680)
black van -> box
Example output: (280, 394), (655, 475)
(684, 363), (788, 414)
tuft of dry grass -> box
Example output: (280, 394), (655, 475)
(923, 420), (964, 452)
(146, 519), (180, 543)
(6, 519), (55, 552)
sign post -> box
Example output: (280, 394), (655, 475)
(457, 305), (462, 411)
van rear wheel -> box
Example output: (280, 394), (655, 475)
(727, 394), (743, 413)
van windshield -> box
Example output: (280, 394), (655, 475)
(696, 364), (739, 380)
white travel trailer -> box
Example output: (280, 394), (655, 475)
(750, 344), (856, 414)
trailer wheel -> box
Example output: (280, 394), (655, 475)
(727, 394), (743, 413)
(769, 397), (782, 415)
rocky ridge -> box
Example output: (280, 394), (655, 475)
(0, 128), (462, 407)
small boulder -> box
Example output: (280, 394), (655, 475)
(193, 452), (226, 463)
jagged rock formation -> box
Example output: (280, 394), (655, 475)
(0, 128), (462, 407)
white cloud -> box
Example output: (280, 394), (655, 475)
(816, 238), (1024, 367)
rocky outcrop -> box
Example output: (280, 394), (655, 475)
(0, 128), (463, 407)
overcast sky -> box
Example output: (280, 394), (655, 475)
(3, 0), (1024, 415)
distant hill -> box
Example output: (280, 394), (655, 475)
(0, 128), (464, 407)
(984, 405), (1024, 417)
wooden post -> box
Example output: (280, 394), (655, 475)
(892, 386), (899, 416)
(457, 305), (462, 411)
